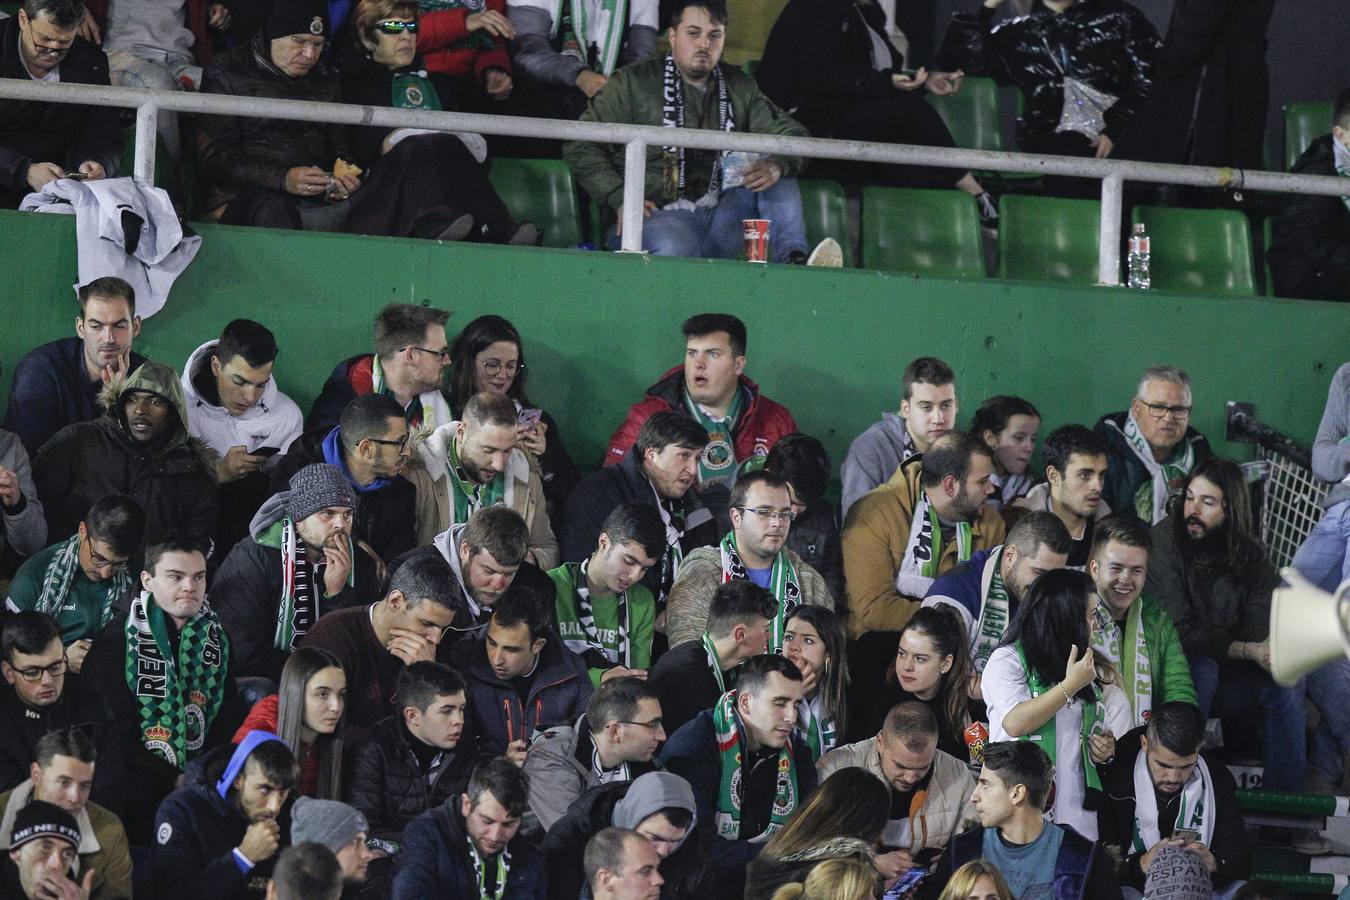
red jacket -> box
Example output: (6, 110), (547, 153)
(232, 695), (321, 797)
(416, 0), (512, 83)
(87, 0), (215, 66)
(603, 366), (799, 467)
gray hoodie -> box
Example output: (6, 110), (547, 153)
(0, 429), (45, 557)
(613, 771), (697, 851)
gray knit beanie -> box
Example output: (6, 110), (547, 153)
(287, 463), (357, 523)
(290, 797), (368, 853)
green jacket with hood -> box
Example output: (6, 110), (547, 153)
(33, 361), (218, 548)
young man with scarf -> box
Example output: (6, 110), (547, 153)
(648, 580), (774, 735)
(1094, 366), (1212, 525)
(923, 511), (1070, 682)
(1088, 517), (1195, 730)
(392, 757), (546, 899)
(415, 391), (557, 566)
(841, 357), (959, 518)
(213, 463), (376, 683)
(566, 412), (718, 617)
(1013, 425), (1112, 569)
(272, 394), (417, 571)
(0, 614), (125, 819)
(83, 532), (238, 844)
(659, 653), (815, 900)
(1099, 702), (1249, 899)
(666, 470), (833, 649)
(562, 0), (841, 265)
(551, 503), (665, 687)
(917, 741), (1122, 900)
(818, 702), (975, 883)
(151, 732), (297, 900)
(5, 495), (144, 674)
(523, 676), (665, 837)
(308, 303), (452, 434)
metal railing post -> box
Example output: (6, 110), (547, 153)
(1098, 173), (1123, 286)
(618, 138), (647, 253)
(133, 102), (159, 185)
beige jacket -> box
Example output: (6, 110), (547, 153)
(0, 783), (132, 899)
(665, 545), (834, 648)
(817, 738), (976, 854)
(841, 456), (1006, 638)
(410, 421), (559, 568)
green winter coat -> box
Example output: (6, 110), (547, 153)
(1116, 593), (1198, 725)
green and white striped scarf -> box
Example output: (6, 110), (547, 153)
(35, 534), (130, 630)
(1015, 641), (1106, 803)
(562, 560), (631, 666)
(896, 490), (972, 598)
(718, 531), (800, 653)
(1121, 413), (1196, 525)
(1131, 748), (1214, 852)
(1091, 598), (1154, 729)
(555, 0), (630, 76)
(448, 435), (507, 524)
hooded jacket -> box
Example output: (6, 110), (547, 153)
(1269, 135), (1350, 300)
(33, 361), (217, 547)
(412, 421), (558, 566)
(541, 771), (713, 900)
(447, 626), (593, 758)
(181, 341), (304, 461)
(150, 731), (287, 900)
(840, 412), (914, 519)
(391, 797), (546, 899)
(211, 492), (377, 682)
(429, 523), (558, 635)
(0, 429), (45, 558)
(0, 780), (132, 900)
(1093, 411), (1213, 525)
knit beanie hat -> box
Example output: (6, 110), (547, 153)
(265, 0), (330, 40)
(11, 801), (80, 852)
(291, 797), (368, 853)
(287, 463), (356, 523)
(1143, 844), (1213, 900)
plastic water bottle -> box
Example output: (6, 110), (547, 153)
(1127, 222), (1151, 289)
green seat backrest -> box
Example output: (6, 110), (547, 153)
(927, 77), (1002, 153)
(1132, 206), (1255, 297)
(1284, 102), (1333, 170)
(742, 59), (760, 76)
(861, 186), (985, 278)
(1262, 216), (1275, 297)
(997, 195), (1102, 285)
(487, 158), (583, 248)
(798, 179), (851, 267)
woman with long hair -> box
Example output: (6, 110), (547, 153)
(855, 606), (972, 762)
(968, 396), (1040, 510)
(982, 569), (1131, 839)
(783, 606), (848, 761)
(936, 860), (1014, 900)
(746, 767), (889, 898)
(233, 647), (348, 799)
(446, 314), (581, 513)
(770, 857), (882, 900)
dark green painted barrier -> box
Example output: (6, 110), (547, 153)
(2, 209), (1346, 473)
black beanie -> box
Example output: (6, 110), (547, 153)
(265, 0), (330, 40)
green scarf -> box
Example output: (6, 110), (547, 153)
(683, 387), (743, 489)
(718, 531), (800, 653)
(1121, 412), (1196, 524)
(896, 490), (972, 599)
(1014, 641), (1105, 802)
(124, 591), (229, 771)
(555, 0), (630, 76)
(258, 518), (354, 652)
(1091, 598), (1154, 729)
(448, 435), (506, 524)
(797, 693), (836, 762)
(559, 560), (631, 666)
(370, 353), (452, 430)
(34, 534), (130, 631)
(703, 632), (727, 692)
(468, 840), (510, 900)
(971, 547), (1012, 672)
(712, 690), (798, 840)
(391, 70), (443, 111)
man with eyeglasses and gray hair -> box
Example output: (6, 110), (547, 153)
(1094, 365), (1213, 525)
(665, 469), (833, 650)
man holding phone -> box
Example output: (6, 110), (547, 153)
(1097, 702), (1251, 897)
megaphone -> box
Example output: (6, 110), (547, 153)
(1270, 568), (1350, 687)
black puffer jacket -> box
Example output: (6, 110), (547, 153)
(345, 714), (474, 855)
(939, 0), (1160, 144)
(1269, 135), (1350, 300)
(197, 32), (353, 214)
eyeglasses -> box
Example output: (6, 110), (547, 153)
(368, 434), (411, 452)
(1137, 400), (1192, 421)
(25, 22), (74, 57)
(375, 20), (419, 34)
(406, 345), (450, 361)
(477, 358), (523, 376)
(619, 718), (664, 733)
(9, 657), (68, 682)
(87, 548), (128, 570)
(736, 507), (796, 523)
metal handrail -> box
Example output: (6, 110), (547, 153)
(2, 78), (1345, 282)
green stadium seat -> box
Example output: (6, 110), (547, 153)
(861, 186), (985, 278)
(1284, 102), (1332, 170)
(487, 157), (583, 248)
(997, 195), (1102, 285)
(798, 179), (852, 267)
(1131, 205), (1256, 297)
(928, 77), (1003, 154)
(1262, 217), (1275, 296)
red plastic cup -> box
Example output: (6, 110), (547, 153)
(743, 219), (771, 263)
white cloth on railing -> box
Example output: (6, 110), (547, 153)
(19, 176), (201, 318)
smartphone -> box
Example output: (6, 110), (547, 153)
(63, 172), (89, 181)
(1174, 828), (1201, 843)
(252, 446), (282, 458)
(883, 868), (928, 899)
(518, 407), (542, 428)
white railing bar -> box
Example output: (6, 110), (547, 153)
(133, 101), (158, 184)
(620, 139), (647, 252)
(1099, 173), (1124, 286)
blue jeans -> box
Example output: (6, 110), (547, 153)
(607, 181), (809, 261)
(1293, 500), (1350, 595)
(1190, 655), (1306, 791)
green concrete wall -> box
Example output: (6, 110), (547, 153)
(2, 209), (1346, 473)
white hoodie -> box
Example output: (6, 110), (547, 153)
(180, 341), (304, 458)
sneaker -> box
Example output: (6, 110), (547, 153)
(434, 214), (475, 242)
(805, 237), (843, 268)
(507, 222), (541, 246)
(975, 192), (999, 230)
(1289, 829), (1334, 856)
